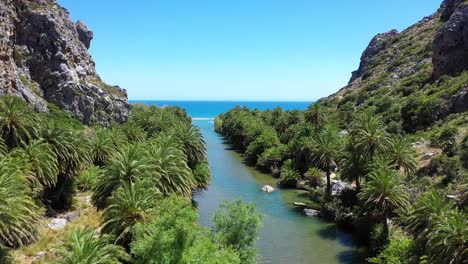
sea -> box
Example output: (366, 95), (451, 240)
(130, 100), (312, 118)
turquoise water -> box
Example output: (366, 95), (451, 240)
(130, 100), (311, 118)
(136, 101), (362, 263)
(193, 119), (362, 264)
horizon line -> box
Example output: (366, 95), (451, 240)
(129, 99), (317, 102)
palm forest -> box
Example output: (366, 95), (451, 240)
(215, 100), (467, 263)
(0, 96), (262, 264)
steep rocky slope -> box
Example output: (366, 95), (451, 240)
(0, 0), (130, 124)
(321, 0), (468, 133)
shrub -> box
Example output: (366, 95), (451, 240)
(304, 167), (324, 187)
(213, 199), (262, 264)
(131, 196), (241, 264)
(368, 228), (415, 264)
(430, 126), (458, 156)
(75, 166), (102, 191)
(461, 134), (468, 169)
(277, 159), (300, 188)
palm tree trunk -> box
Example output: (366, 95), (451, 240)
(326, 164), (331, 197)
(369, 144), (375, 162)
(355, 174), (360, 192)
(382, 211), (389, 242)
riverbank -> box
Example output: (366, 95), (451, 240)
(193, 119), (365, 264)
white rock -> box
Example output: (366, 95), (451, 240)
(303, 208), (320, 216)
(331, 180), (346, 196)
(48, 218), (67, 230)
(423, 152), (437, 160)
(34, 251), (46, 260)
(261, 185), (275, 193)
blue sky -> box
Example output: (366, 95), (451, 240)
(58, 0), (441, 101)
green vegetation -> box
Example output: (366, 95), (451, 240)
(0, 96), (262, 263)
(215, 95), (467, 262)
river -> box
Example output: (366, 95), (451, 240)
(193, 119), (364, 264)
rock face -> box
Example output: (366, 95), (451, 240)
(350, 30), (399, 83)
(433, 5), (468, 78)
(320, 0), (468, 129)
(441, 0), (466, 21)
(76, 20), (93, 49)
(0, 0), (130, 124)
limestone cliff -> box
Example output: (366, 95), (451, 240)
(321, 0), (468, 132)
(0, 0), (130, 124)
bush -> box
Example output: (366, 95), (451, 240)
(277, 159), (300, 188)
(304, 167), (324, 187)
(430, 126), (458, 156)
(132, 196), (241, 264)
(461, 135), (468, 169)
(425, 155), (461, 184)
(368, 228), (415, 264)
(213, 199), (262, 264)
(75, 166), (102, 191)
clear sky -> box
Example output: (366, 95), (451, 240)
(58, 0), (442, 101)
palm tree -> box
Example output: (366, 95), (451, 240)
(305, 103), (327, 130)
(11, 140), (58, 189)
(192, 161), (211, 189)
(0, 96), (38, 149)
(76, 166), (103, 191)
(90, 127), (115, 166)
(121, 121), (147, 142)
(146, 137), (196, 196)
(92, 144), (152, 209)
(0, 156), (41, 247)
(277, 159), (300, 187)
(388, 137), (416, 175)
(427, 209), (468, 264)
(312, 126), (340, 196)
(174, 123), (207, 168)
(358, 166), (409, 241)
(101, 180), (158, 246)
(406, 190), (455, 244)
(352, 111), (389, 162)
(106, 126), (128, 149)
(340, 149), (367, 191)
(55, 227), (130, 264)
(40, 122), (91, 210)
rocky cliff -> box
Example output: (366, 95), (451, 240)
(321, 0), (468, 132)
(0, 0), (130, 124)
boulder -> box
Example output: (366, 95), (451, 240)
(331, 180), (346, 196)
(48, 218), (67, 230)
(64, 211), (80, 222)
(452, 88), (468, 113)
(261, 185), (275, 193)
(33, 251), (46, 262)
(303, 208), (320, 216)
(76, 20), (93, 49)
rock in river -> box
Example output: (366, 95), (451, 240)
(261, 185), (275, 193)
(303, 209), (320, 217)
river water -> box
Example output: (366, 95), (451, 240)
(193, 120), (363, 264)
